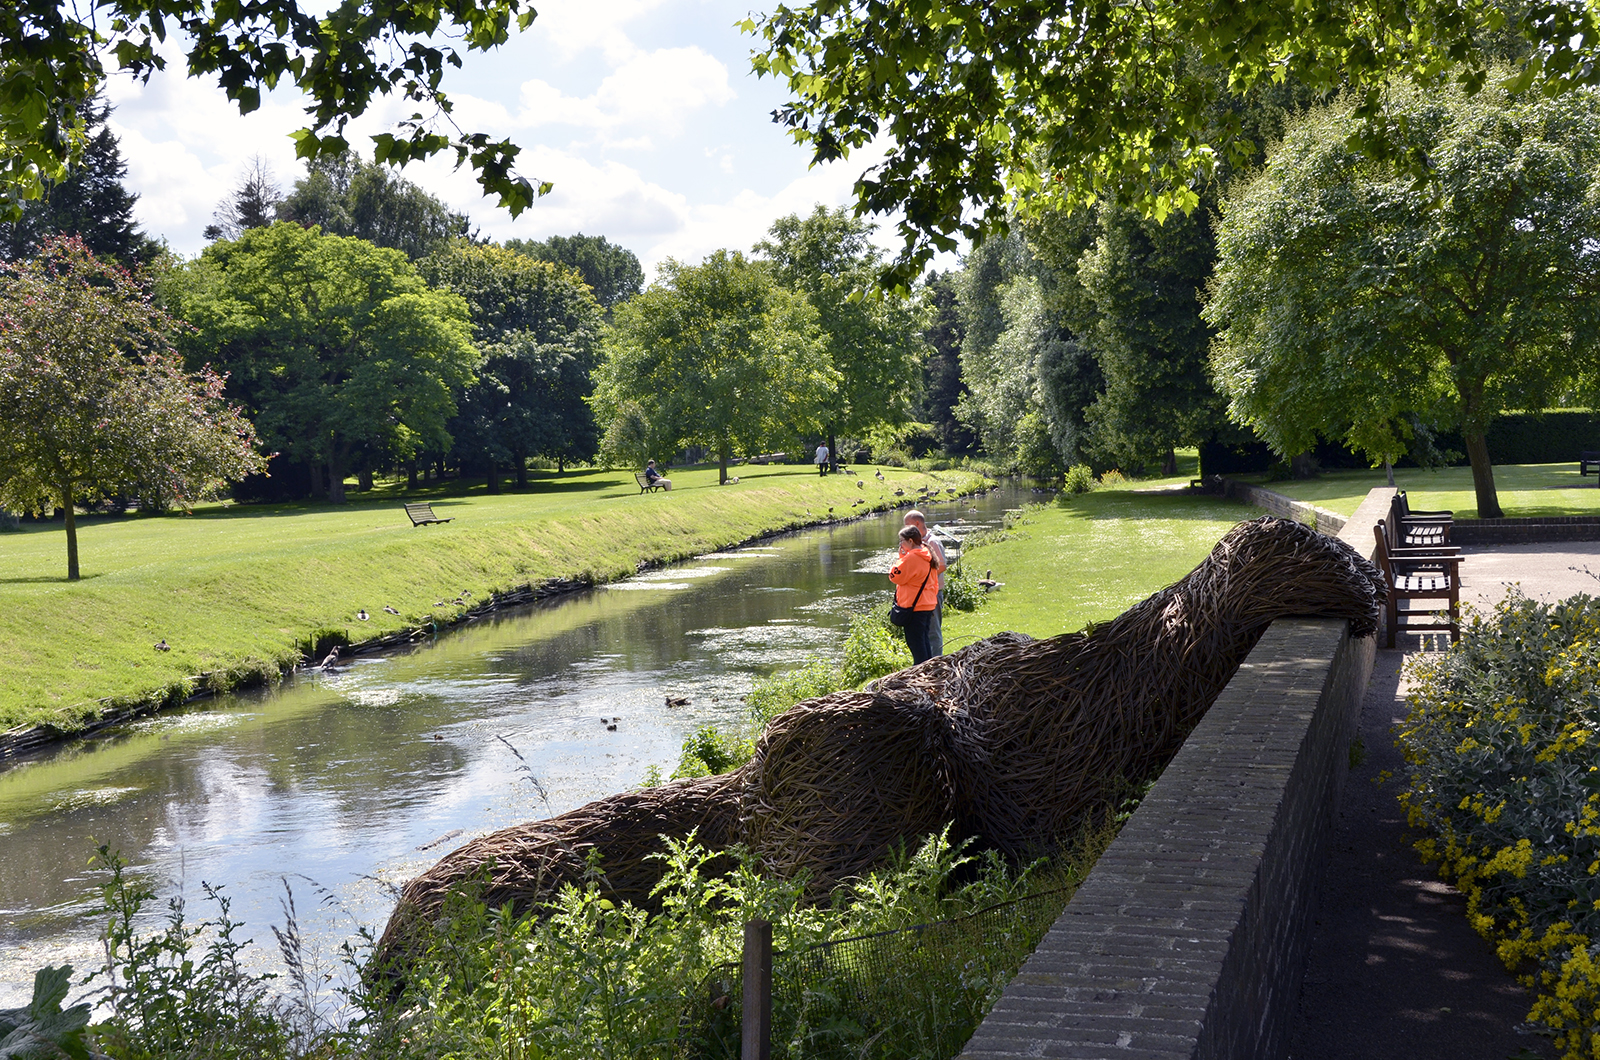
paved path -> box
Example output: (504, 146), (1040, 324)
(1285, 544), (1600, 1060)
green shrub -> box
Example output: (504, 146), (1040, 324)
(1397, 586), (1600, 1059)
(746, 659), (843, 727)
(672, 724), (758, 779)
(840, 609), (913, 688)
(1097, 469), (1128, 487)
(1063, 465), (1095, 494)
(941, 563), (985, 614)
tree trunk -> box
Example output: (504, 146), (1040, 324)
(1384, 460), (1396, 487)
(1463, 430), (1502, 518)
(556, 454), (564, 474)
(718, 443), (730, 485)
(1290, 451), (1318, 479)
(515, 453), (529, 490)
(827, 431), (839, 472)
(309, 460), (324, 499)
(486, 458), (501, 494)
(358, 466), (374, 492)
(327, 451), (347, 504)
(406, 461), (418, 490)
(62, 482), (79, 581)
(1160, 447), (1178, 476)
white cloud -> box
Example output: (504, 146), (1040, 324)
(512, 46), (733, 143)
(533, 0), (671, 63)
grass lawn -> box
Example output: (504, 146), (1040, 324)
(1243, 461), (1600, 519)
(0, 463), (984, 732)
(943, 481), (1266, 650)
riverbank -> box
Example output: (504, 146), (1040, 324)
(940, 484), (1268, 648)
(0, 463), (986, 737)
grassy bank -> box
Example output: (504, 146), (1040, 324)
(941, 483), (1266, 650)
(1239, 461), (1600, 519)
(0, 463), (984, 732)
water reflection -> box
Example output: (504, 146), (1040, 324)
(0, 490), (1022, 1002)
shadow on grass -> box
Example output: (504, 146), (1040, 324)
(0, 573), (105, 584)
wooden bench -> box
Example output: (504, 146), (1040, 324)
(404, 502), (452, 526)
(1388, 492), (1451, 547)
(635, 472), (668, 494)
(1581, 451), (1600, 477)
(1374, 522), (1462, 649)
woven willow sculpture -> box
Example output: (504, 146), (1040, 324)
(374, 516), (1384, 973)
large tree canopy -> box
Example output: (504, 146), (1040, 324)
(279, 152), (470, 260)
(592, 251), (835, 484)
(169, 222), (478, 502)
(0, 237), (263, 579)
(1205, 82), (1600, 518)
(421, 243), (605, 487)
(747, 0), (1600, 285)
(504, 233), (644, 310)
(755, 206), (928, 460)
(0, 0), (544, 220)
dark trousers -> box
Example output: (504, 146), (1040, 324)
(902, 609), (936, 664)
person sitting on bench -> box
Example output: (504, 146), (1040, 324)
(644, 459), (672, 491)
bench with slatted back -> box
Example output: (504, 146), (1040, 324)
(405, 502), (452, 526)
(1582, 451), (1600, 477)
(1388, 491), (1452, 547)
(1374, 521), (1461, 648)
(635, 472), (667, 494)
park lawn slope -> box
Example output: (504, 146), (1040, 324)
(0, 464), (981, 731)
(1240, 461), (1600, 519)
(942, 486), (1266, 650)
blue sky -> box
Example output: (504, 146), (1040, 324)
(102, 0), (896, 276)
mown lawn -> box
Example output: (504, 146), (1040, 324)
(0, 463), (983, 731)
(942, 483), (1266, 651)
(1242, 461), (1600, 519)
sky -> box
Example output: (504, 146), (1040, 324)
(101, 0), (904, 278)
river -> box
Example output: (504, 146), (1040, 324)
(0, 486), (1032, 1003)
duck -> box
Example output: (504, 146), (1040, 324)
(317, 646), (341, 669)
(978, 569), (1001, 591)
(856, 479), (865, 488)
(893, 488), (905, 497)
(356, 609), (369, 621)
(383, 605), (401, 615)
(153, 639), (170, 652)
(666, 695), (690, 707)
(606, 723), (617, 731)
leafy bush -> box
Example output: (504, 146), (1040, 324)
(746, 659), (843, 727)
(1397, 586), (1600, 1059)
(1097, 469), (1128, 488)
(1, 964), (92, 1060)
(839, 609), (912, 688)
(1062, 465), (1095, 494)
(672, 724), (758, 779)
(941, 563), (985, 614)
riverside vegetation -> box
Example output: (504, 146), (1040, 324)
(1397, 578), (1600, 1059)
(0, 463), (984, 734)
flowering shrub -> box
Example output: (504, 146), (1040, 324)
(1398, 586), (1600, 1058)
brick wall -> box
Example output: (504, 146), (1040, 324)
(1220, 479), (1347, 536)
(1450, 516), (1600, 545)
(960, 488), (1392, 1060)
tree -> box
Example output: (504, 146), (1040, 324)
(0, 100), (157, 265)
(168, 222), (478, 502)
(421, 243), (604, 488)
(504, 233), (644, 310)
(279, 152), (471, 260)
(918, 270), (973, 454)
(0, 0), (544, 220)
(755, 206), (928, 463)
(0, 237), (264, 579)
(1206, 83), (1600, 518)
(592, 251), (835, 484)
(745, 0), (1600, 285)
(204, 157), (280, 242)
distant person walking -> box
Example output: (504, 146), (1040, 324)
(643, 459), (672, 490)
(904, 509), (947, 656)
(815, 442), (830, 475)
(889, 525), (940, 664)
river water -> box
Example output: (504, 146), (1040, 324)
(0, 486), (1030, 1003)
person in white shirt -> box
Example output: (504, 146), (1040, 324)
(814, 443), (830, 475)
(903, 509), (946, 655)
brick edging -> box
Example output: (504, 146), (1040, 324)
(961, 487), (1393, 1059)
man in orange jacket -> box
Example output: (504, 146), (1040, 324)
(889, 525), (940, 663)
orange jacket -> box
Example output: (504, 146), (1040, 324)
(889, 546), (939, 610)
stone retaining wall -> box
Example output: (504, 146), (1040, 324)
(960, 487), (1394, 1060)
(1220, 479), (1347, 536)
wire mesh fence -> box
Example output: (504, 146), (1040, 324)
(680, 886), (1072, 1060)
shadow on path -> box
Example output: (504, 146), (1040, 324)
(1285, 647), (1550, 1060)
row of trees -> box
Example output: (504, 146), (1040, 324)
(938, 76), (1600, 517)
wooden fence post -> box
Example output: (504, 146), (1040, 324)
(742, 918), (772, 1060)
